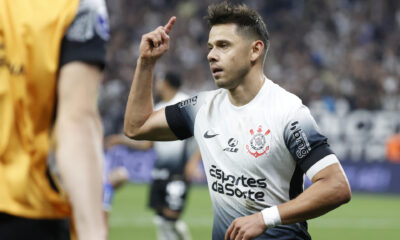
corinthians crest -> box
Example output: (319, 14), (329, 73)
(246, 125), (271, 158)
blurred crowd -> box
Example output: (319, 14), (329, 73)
(100, 0), (400, 136)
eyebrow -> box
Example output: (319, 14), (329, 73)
(208, 39), (232, 46)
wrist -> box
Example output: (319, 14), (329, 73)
(138, 56), (157, 68)
(261, 206), (282, 228)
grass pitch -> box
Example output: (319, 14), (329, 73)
(109, 184), (400, 240)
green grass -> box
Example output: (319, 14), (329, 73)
(109, 184), (400, 240)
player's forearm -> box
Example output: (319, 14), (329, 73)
(55, 62), (106, 240)
(276, 164), (351, 225)
(56, 111), (106, 240)
(124, 57), (156, 138)
(119, 135), (153, 150)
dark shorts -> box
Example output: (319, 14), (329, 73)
(0, 212), (70, 240)
(149, 176), (189, 217)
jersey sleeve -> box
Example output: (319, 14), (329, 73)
(283, 105), (338, 179)
(59, 0), (109, 69)
(165, 92), (208, 140)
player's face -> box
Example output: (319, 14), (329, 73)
(207, 24), (253, 89)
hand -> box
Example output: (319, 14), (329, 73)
(139, 16), (176, 63)
(224, 212), (267, 240)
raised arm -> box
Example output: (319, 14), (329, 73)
(124, 17), (178, 141)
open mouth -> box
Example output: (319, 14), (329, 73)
(211, 67), (223, 75)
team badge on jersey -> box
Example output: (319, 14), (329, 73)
(246, 125), (271, 158)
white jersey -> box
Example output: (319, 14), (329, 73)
(153, 92), (190, 178)
(165, 77), (339, 239)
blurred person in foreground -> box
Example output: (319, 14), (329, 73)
(104, 72), (203, 240)
(124, 2), (351, 240)
(0, 0), (108, 239)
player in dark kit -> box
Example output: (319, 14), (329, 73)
(104, 72), (202, 240)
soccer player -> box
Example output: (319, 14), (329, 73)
(105, 72), (201, 240)
(124, 2), (351, 240)
(0, 0), (108, 239)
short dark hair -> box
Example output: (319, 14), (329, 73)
(164, 71), (182, 89)
(206, 1), (270, 50)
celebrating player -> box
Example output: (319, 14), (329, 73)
(124, 2), (351, 240)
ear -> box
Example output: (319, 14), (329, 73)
(250, 40), (264, 62)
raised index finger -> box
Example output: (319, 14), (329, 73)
(164, 16), (176, 34)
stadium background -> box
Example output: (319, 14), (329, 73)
(100, 0), (400, 239)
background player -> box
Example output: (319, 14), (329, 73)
(123, 2), (351, 240)
(0, 0), (108, 239)
(104, 72), (202, 240)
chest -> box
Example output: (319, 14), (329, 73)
(194, 103), (290, 176)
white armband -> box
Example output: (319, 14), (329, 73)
(261, 206), (282, 228)
(306, 154), (339, 180)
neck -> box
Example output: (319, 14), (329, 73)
(228, 68), (265, 106)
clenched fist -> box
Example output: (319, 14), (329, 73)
(139, 16), (176, 64)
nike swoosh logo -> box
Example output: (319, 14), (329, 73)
(204, 131), (219, 138)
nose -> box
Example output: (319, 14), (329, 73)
(207, 48), (218, 63)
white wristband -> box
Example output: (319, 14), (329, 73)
(261, 206), (282, 228)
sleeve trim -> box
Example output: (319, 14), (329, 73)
(299, 144), (334, 172)
(306, 154), (339, 180)
(59, 35), (107, 69)
(165, 104), (193, 140)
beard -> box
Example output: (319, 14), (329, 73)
(214, 64), (250, 89)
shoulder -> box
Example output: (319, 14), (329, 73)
(264, 78), (303, 119)
(268, 79), (302, 106)
(164, 89), (221, 140)
(65, 0), (109, 42)
(175, 92), (190, 101)
(178, 89), (223, 110)
(60, 0), (109, 68)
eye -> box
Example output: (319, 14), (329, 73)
(217, 41), (229, 49)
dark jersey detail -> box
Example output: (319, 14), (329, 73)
(298, 144), (333, 173)
(289, 165), (304, 200)
(0, 213), (70, 240)
(149, 178), (189, 220)
(59, 34), (106, 69)
(59, 0), (108, 69)
(284, 107), (334, 173)
(165, 104), (193, 140)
